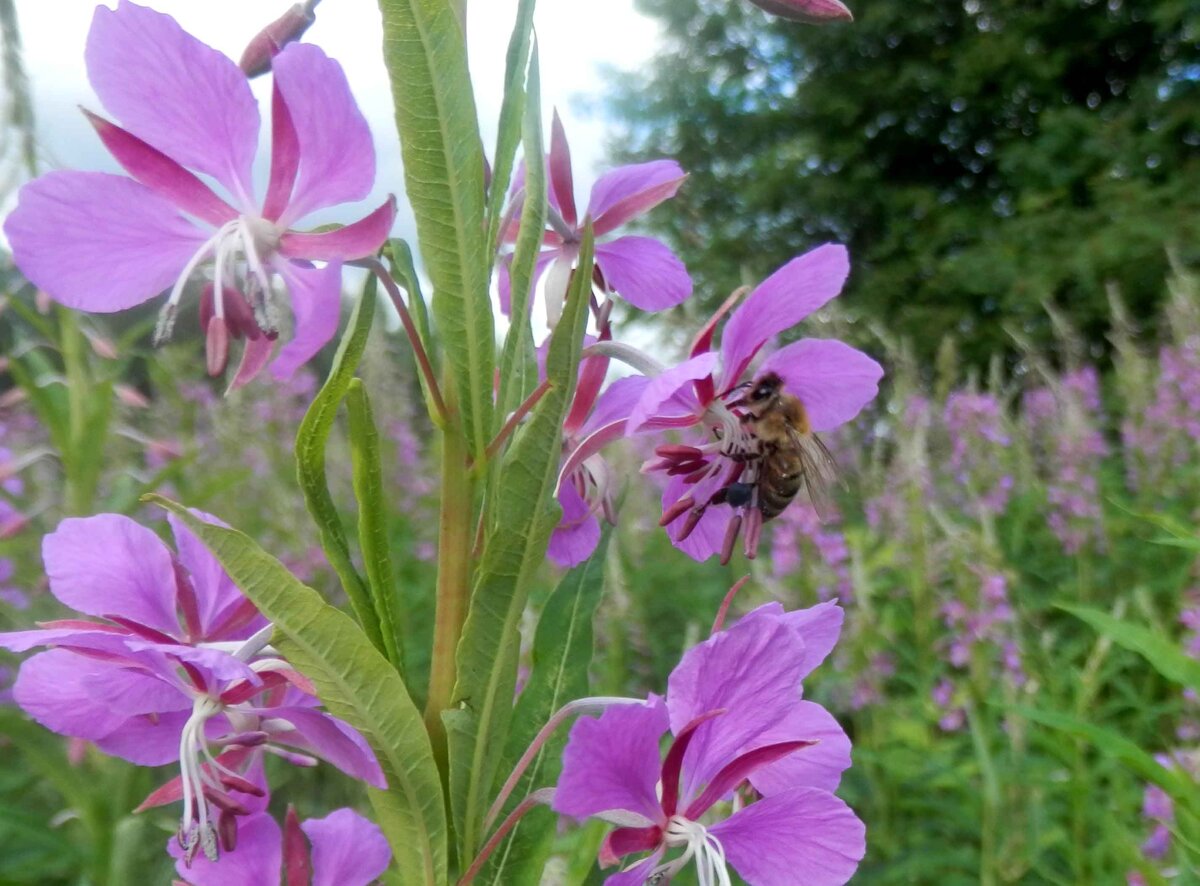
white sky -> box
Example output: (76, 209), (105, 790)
(12, 0), (664, 242)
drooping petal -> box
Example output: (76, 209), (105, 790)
(710, 788), (866, 886)
(595, 237), (692, 312)
(739, 600), (843, 680)
(590, 160), (686, 235)
(86, 1), (259, 203)
(93, 709), (194, 765)
(747, 701), (853, 795)
(667, 617), (808, 795)
(43, 514), (180, 636)
(553, 697), (670, 824)
(626, 353), (716, 434)
(171, 811), (283, 886)
(758, 338), (884, 432)
(13, 649), (134, 741)
(548, 481), (602, 568)
(303, 808), (391, 886)
(719, 244), (850, 390)
(267, 706), (386, 789)
(167, 510), (244, 639)
(270, 261), (344, 380)
(271, 42), (375, 222)
(279, 197), (397, 261)
(584, 376), (651, 436)
(603, 851), (664, 886)
(228, 335), (277, 393)
(5, 171), (206, 312)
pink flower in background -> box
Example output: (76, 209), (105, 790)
(0, 513), (383, 862)
(500, 112), (691, 322)
(554, 602), (862, 885)
(4, 1), (395, 386)
(628, 244), (882, 561)
(747, 0), (854, 23)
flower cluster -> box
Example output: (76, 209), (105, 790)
(769, 503), (854, 602)
(1122, 335), (1200, 495)
(0, 513), (382, 866)
(553, 599), (865, 885)
(1130, 748), (1199, 881)
(941, 391), (1013, 519)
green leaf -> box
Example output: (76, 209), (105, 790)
(445, 227), (595, 862)
(145, 498), (447, 885)
(484, 0), (539, 260)
(483, 531), (610, 884)
(377, 0), (493, 462)
(346, 378), (403, 669)
(385, 238), (435, 370)
(494, 46), (546, 429)
(294, 279), (382, 652)
(1059, 603), (1200, 691)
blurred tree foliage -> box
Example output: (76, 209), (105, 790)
(605, 0), (1200, 364)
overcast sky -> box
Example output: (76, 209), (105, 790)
(11, 0), (664, 241)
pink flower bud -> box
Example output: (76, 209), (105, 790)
(239, 3), (316, 77)
(114, 384), (150, 408)
(746, 0), (853, 23)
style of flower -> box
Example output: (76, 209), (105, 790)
(166, 763), (390, 886)
(0, 513), (383, 862)
(4, 1), (395, 386)
(499, 112), (691, 323)
(554, 601), (864, 885)
(626, 244), (882, 562)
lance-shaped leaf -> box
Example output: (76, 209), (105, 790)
(482, 531), (610, 883)
(1059, 603), (1200, 692)
(294, 280), (382, 653)
(378, 0), (493, 462)
(146, 498), (447, 885)
(445, 228), (595, 861)
(347, 378), (403, 670)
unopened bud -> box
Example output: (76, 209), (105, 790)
(206, 317), (230, 377)
(85, 331), (118, 359)
(240, 4), (316, 77)
(218, 810), (239, 853)
(746, 0), (853, 23)
(720, 513), (743, 566)
(35, 290), (52, 314)
(114, 384), (151, 408)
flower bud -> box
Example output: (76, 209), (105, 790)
(239, 3), (316, 77)
(746, 0), (853, 23)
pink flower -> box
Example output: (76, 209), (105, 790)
(500, 112), (691, 322)
(746, 0), (854, 23)
(628, 244), (882, 561)
(4, 1), (395, 385)
(553, 602), (863, 885)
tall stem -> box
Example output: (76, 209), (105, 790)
(426, 393), (474, 748)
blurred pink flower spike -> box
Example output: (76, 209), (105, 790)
(3, 1), (395, 388)
(748, 0), (854, 23)
(500, 111), (692, 322)
(623, 244), (883, 561)
(167, 790), (391, 886)
(553, 603), (864, 885)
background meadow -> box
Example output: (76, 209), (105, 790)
(2, 0), (1199, 883)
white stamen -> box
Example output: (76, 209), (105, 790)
(654, 816), (733, 886)
(166, 221), (239, 313)
(177, 694), (225, 862)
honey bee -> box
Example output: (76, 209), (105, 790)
(721, 372), (839, 520)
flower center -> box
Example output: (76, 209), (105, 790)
(647, 815), (731, 886)
(177, 693), (227, 864)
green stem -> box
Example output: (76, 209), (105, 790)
(965, 697), (999, 886)
(58, 309), (94, 515)
(426, 406), (474, 748)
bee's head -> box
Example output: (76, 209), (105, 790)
(747, 372), (784, 405)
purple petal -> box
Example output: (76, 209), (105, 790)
(747, 701), (852, 794)
(660, 475), (726, 563)
(710, 788), (866, 886)
(498, 250), (556, 316)
(748, 0), (855, 23)
(718, 244), (850, 390)
(270, 261), (344, 380)
(302, 809), (391, 886)
(228, 335), (277, 393)
(123, 642), (259, 690)
(172, 811), (282, 886)
(86, 1), (259, 203)
(13, 650), (133, 741)
(548, 481), (602, 568)
(667, 616), (808, 796)
(548, 111), (578, 227)
(5, 171), (205, 312)
(553, 697), (669, 824)
(584, 376), (651, 435)
(603, 851), (664, 886)
(595, 237), (692, 312)
(590, 160), (686, 235)
(267, 706), (386, 789)
(94, 709), (193, 765)
(270, 43), (376, 222)
(263, 81), (300, 222)
(759, 338), (883, 431)
(0, 625), (134, 654)
(168, 510), (243, 639)
(43, 514), (180, 635)
(627, 353), (715, 434)
(740, 600), (843, 680)
(279, 197), (397, 261)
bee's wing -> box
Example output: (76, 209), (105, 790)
(790, 428), (841, 521)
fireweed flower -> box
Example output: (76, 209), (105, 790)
(0, 513), (383, 861)
(616, 244), (881, 562)
(746, 0), (854, 23)
(941, 391), (1013, 518)
(4, 1), (396, 385)
(499, 112), (691, 323)
(165, 762), (390, 885)
(554, 601), (864, 885)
